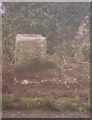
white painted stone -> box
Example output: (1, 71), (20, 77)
(15, 34), (47, 67)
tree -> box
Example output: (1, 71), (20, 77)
(2, 2), (89, 63)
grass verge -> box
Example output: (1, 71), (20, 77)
(2, 94), (91, 112)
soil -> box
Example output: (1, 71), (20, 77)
(2, 62), (90, 118)
(3, 109), (90, 118)
(2, 62), (90, 98)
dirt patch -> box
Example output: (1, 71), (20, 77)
(3, 109), (90, 118)
(2, 62), (90, 113)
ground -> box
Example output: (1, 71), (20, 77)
(2, 60), (90, 118)
(3, 109), (90, 118)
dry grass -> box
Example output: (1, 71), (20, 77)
(2, 94), (91, 112)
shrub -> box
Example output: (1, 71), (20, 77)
(14, 57), (59, 73)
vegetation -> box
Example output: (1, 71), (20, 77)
(14, 57), (60, 73)
(2, 94), (91, 112)
(2, 94), (15, 108)
(2, 3), (89, 64)
(2, 94), (54, 109)
(19, 97), (53, 109)
(53, 99), (77, 111)
(2, 3), (90, 115)
(83, 103), (91, 111)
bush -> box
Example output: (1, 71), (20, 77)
(14, 57), (59, 73)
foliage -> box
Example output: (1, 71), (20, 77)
(14, 57), (59, 73)
(2, 3), (89, 63)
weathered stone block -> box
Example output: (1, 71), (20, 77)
(15, 34), (47, 67)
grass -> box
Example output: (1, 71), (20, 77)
(83, 103), (90, 111)
(61, 100), (77, 111)
(2, 94), (90, 112)
(2, 94), (15, 108)
(83, 99), (92, 111)
(2, 94), (54, 109)
(19, 97), (54, 109)
(53, 99), (77, 111)
(19, 97), (37, 108)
